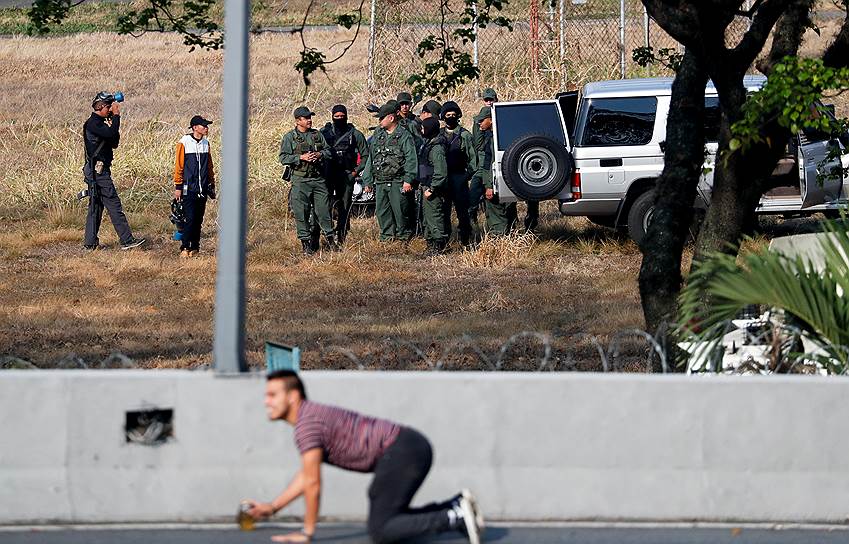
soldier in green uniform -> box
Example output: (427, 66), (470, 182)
(470, 88), (498, 224)
(397, 92), (423, 147)
(472, 88), (498, 151)
(418, 117), (450, 255)
(440, 101), (478, 247)
(279, 106), (338, 255)
(361, 101), (418, 242)
(474, 106), (516, 235)
(397, 92), (424, 234)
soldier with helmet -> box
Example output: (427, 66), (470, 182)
(440, 101), (478, 247)
(419, 100), (442, 122)
(361, 100), (418, 242)
(279, 106), (338, 255)
(320, 104), (369, 245)
(418, 117), (450, 255)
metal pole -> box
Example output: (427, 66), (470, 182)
(214, 0), (250, 373)
(472, 0), (478, 67)
(367, 0), (378, 90)
(643, 5), (649, 49)
(619, 0), (625, 78)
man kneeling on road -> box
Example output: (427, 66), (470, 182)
(246, 370), (484, 544)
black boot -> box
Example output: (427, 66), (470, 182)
(301, 239), (315, 256)
(309, 230), (320, 253)
(424, 239), (438, 257)
(436, 238), (449, 254)
(324, 234), (341, 252)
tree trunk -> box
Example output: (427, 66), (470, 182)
(638, 49), (709, 368)
(695, 0), (815, 261)
(693, 77), (763, 261)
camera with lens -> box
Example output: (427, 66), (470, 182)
(93, 91), (125, 117)
(95, 91), (125, 105)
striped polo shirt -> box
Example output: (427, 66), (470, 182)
(294, 400), (401, 473)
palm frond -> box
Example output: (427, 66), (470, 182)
(677, 213), (849, 372)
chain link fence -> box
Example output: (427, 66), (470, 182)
(367, 0), (755, 95)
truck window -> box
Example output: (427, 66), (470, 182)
(578, 97), (656, 146)
(495, 102), (566, 151)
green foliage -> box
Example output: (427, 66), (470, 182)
(116, 0), (221, 51)
(730, 57), (849, 154)
(677, 213), (849, 373)
(632, 46), (683, 72)
(26, 0), (72, 34)
(333, 13), (357, 29)
(295, 47), (327, 86)
(30, 0), (222, 50)
(407, 0), (512, 97)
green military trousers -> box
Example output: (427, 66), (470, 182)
(291, 176), (333, 241)
(485, 198), (518, 235)
(375, 181), (413, 241)
(422, 189), (451, 243)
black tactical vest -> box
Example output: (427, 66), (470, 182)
(417, 135), (446, 187)
(321, 123), (358, 172)
(444, 128), (467, 174)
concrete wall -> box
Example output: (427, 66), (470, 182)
(2, 370), (849, 523)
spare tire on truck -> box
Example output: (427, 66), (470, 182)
(501, 134), (573, 200)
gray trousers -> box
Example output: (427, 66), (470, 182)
(83, 164), (134, 246)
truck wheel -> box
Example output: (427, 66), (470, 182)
(627, 189), (656, 246)
(502, 134), (573, 200)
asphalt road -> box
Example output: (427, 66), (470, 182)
(3, 524), (849, 544)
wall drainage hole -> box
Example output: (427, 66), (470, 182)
(125, 408), (174, 445)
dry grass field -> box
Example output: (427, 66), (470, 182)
(0, 10), (845, 371)
(0, 31), (648, 371)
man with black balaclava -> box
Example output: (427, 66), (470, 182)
(418, 117), (450, 255)
(320, 105), (369, 245)
(440, 101), (477, 248)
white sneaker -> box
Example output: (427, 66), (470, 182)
(459, 489), (484, 544)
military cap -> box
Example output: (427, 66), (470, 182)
(473, 106), (492, 123)
(293, 106), (315, 118)
(482, 88), (499, 101)
(396, 92), (413, 105)
(422, 99), (442, 116)
(377, 100), (400, 120)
